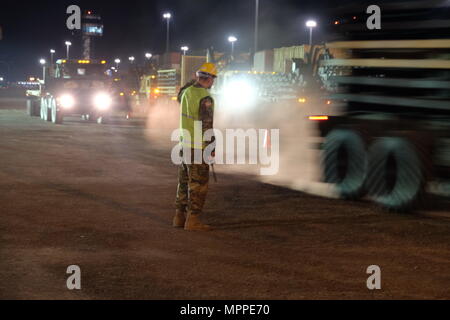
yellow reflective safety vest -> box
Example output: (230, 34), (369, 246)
(180, 85), (213, 150)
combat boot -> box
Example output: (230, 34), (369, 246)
(184, 213), (211, 231)
(173, 210), (186, 228)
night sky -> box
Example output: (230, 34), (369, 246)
(0, 0), (346, 80)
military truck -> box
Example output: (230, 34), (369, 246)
(310, 0), (450, 211)
(27, 59), (114, 124)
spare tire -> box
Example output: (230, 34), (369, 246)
(322, 128), (368, 199)
(366, 136), (426, 211)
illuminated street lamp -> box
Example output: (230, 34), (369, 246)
(228, 36), (237, 56)
(50, 49), (55, 65)
(145, 53), (152, 60)
(181, 46), (189, 56)
(128, 56), (135, 63)
(114, 58), (121, 69)
(163, 12), (172, 53)
(65, 41), (72, 60)
(306, 20), (317, 46)
(39, 58), (46, 83)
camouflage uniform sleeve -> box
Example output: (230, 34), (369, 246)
(199, 96), (215, 150)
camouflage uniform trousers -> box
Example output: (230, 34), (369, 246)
(176, 160), (210, 216)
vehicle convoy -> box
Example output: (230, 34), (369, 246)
(137, 48), (323, 110)
(27, 59), (116, 124)
(210, 45), (345, 113)
(311, 0), (450, 211)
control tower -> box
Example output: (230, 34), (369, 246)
(81, 10), (104, 59)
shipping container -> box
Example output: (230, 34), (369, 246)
(160, 52), (182, 69)
(273, 45), (310, 73)
(253, 50), (274, 72)
(180, 56), (207, 87)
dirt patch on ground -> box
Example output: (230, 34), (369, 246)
(0, 107), (449, 299)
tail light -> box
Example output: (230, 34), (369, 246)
(309, 116), (329, 121)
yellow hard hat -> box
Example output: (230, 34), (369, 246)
(197, 62), (218, 78)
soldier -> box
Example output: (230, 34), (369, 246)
(177, 79), (196, 103)
(174, 63), (217, 231)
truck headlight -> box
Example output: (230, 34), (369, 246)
(223, 80), (257, 110)
(59, 94), (75, 109)
(94, 92), (112, 110)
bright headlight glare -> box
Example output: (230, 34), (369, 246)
(94, 92), (112, 110)
(59, 94), (75, 109)
(223, 80), (257, 109)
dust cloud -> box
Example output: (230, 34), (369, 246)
(139, 97), (336, 197)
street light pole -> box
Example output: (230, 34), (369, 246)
(181, 46), (189, 56)
(306, 20), (317, 47)
(39, 59), (46, 83)
(163, 13), (172, 53)
(254, 0), (259, 54)
(166, 19), (170, 53)
(115, 58), (121, 70)
(145, 53), (152, 69)
(50, 49), (55, 65)
(309, 28), (313, 46)
(228, 36), (237, 57)
(65, 41), (72, 60)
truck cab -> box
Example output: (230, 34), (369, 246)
(33, 59), (115, 124)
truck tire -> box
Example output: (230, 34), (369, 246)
(50, 98), (63, 124)
(40, 98), (46, 119)
(366, 136), (426, 211)
(322, 128), (368, 199)
(26, 99), (32, 116)
(42, 97), (52, 121)
(27, 99), (39, 116)
(34, 99), (41, 117)
(96, 115), (109, 125)
(40, 97), (51, 121)
(86, 113), (96, 123)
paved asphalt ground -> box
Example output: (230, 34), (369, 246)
(0, 93), (449, 299)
